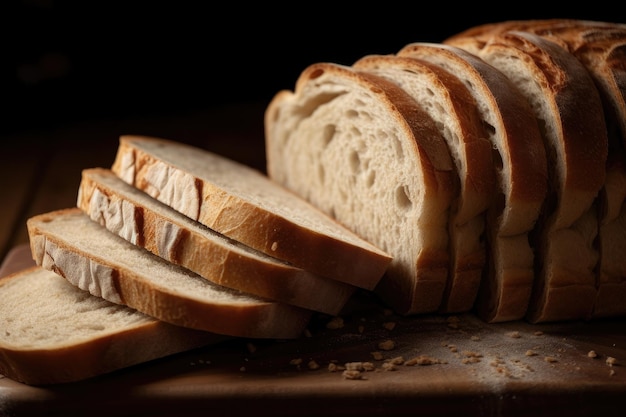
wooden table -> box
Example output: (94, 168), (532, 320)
(1, 103), (626, 417)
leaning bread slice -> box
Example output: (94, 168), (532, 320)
(77, 167), (355, 315)
(27, 208), (312, 339)
(110, 135), (391, 291)
(397, 42), (548, 322)
(447, 31), (609, 322)
(353, 54), (496, 314)
(0, 266), (222, 385)
(265, 62), (456, 315)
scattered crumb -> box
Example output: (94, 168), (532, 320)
(525, 350), (538, 357)
(290, 358), (303, 367)
(387, 356), (405, 365)
(328, 363), (345, 372)
(342, 370), (366, 380)
(383, 321), (396, 331)
(606, 356), (618, 366)
(378, 339), (396, 351)
(371, 351), (384, 361)
(405, 355), (445, 366)
(507, 331), (521, 339)
(381, 362), (397, 371)
(610, 369), (616, 377)
(587, 350), (598, 358)
(533, 331), (544, 336)
(308, 360), (320, 370)
(345, 362), (375, 372)
(447, 344), (458, 353)
(544, 356), (558, 363)
(461, 351), (483, 364)
(326, 317), (344, 329)
(447, 316), (460, 329)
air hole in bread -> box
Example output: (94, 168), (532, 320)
(346, 109), (359, 119)
(349, 150), (361, 174)
(322, 124), (335, 148)
(395, 184), (412, 210)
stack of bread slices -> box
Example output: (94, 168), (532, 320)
(2, 18), (625, 386)
(265, 18), (626, 323)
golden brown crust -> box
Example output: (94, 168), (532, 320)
(78, 168), (356, 315)
(27, 208), (312, 338)
(112, 135), (392, 291)
(0, 267), (222, 385)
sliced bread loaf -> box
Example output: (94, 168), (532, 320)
(110, 135), (391, 291)
(0, 266), (221, 385)
(265, 62), (456, 315)
(397, 42), (548, 322)
(352, 54), (496, 314)
(447, 31), (609, 322)
(27, 208), (312, 338)
(77, 167), (355, 315)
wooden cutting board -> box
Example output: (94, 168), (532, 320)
(1, 245), (625, 417)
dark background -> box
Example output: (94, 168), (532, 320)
(2, 1), (623, 137)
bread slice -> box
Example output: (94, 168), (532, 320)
(77, 167), (355, 315)
(352, 54), (496, 314)
(0, 266), (221, 385)
(110, 135), (391, 291)
(264, 62), (456, 315)
(397, 42), (548, 322)
(447, 31), (609, 322)
(27, 208), (312, 338)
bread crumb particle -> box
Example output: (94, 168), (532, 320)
(525, 350), (538, 357)
(378, 339), (396, 351)
(328, 363), (345, 372)
(342, 370), (366, 380)
(610, 369), (616, 377)
(308, 360), (320, 370)
(290, 358), (303, 367)
(381, 362), (397, 371)
(326, 317), (344, 329)
(371, 351), (384, 361)
(271, 242), (278, 251)
(405, 355), (443, 366)
(587, 350), (598, 358)
(606, 356), (618, 366)
(533, 331), (544, 336)
(383, 321), (396, 331)
(544, 356), (558, 363)
(507, 331), (521, 339)
(388, 356), (405, 365)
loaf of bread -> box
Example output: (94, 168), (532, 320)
(265, 62), (456, 315)
(397, 42), (548, 322)
(0, 266), (222, 385)
(110, 135), (392, 291)
(77, 167), (356, 315)
(27, 208), (312, 339)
